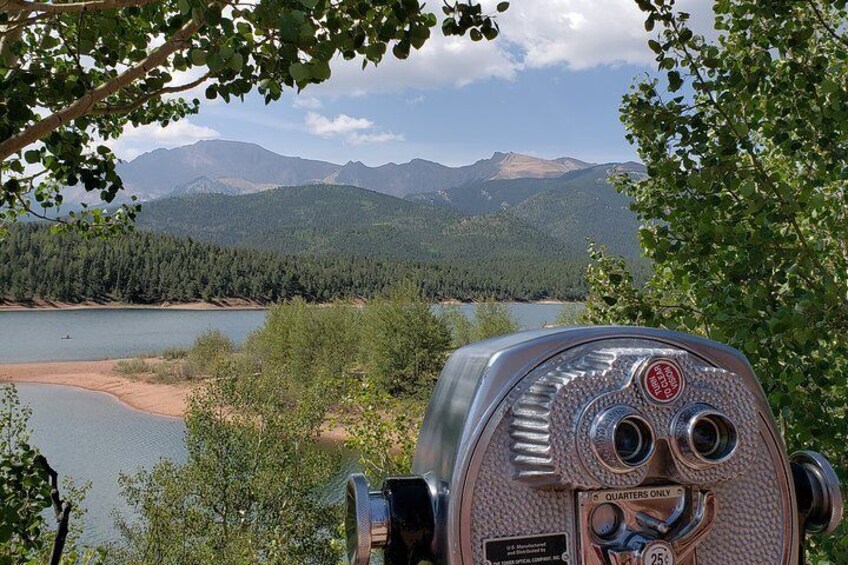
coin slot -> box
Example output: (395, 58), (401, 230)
(590, 503), (624, 540)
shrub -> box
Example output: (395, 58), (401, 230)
(188, 329), (234, 377)
(361, 282), (451, 398)
(161, 347), (189, 361)
(114, 357), (152, 375)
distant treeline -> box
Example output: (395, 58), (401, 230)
(0, 225), (616, 304)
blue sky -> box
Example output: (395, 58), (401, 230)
(113, 0), (712, 167)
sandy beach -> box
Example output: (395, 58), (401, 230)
(0, 359), (192, 418)
(0, 299), (268, 312)
(0, 360), (351, 443)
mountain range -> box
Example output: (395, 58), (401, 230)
(114, 140), (596, 200)
(129, 142), (644, 261)
(46, 139), (644, 263)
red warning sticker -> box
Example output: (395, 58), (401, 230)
(640, 359), (684, 404)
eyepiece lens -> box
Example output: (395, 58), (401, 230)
(614, 417), (652, 466)
(692, 418), (720, 457)
(690, 413), (736, 462)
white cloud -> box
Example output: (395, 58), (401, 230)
(293, 96), (323, 109)
(310, 31), (518, 96)
(500, 0), (654, 70)
(305, 112), (373, 136)
(496, 0), (713, 70)
(348, 132), (405, 145)
(305, 0), (713, 95)
(108, 119), (220, 160)
(304, 112), (402, 144)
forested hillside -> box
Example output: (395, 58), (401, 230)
(136, 184), (576, 261)
(0, 225), (593, 304)
(409, 164), (644, 257)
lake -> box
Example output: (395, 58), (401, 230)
(15, 383), (187, 546)
(3, 303), (579, 546)
(0, 308), (268, 363)
(0, 303), (576, 363)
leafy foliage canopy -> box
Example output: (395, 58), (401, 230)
(585, 1), (848, 559)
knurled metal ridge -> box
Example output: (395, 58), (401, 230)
(509, 350), (617, 484)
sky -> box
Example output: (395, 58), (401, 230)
(111, 0), (714, 167)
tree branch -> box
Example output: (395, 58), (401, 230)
(34, 454), (72, 565)
(90, 71), (211, 116)
(0, 6), (31, 69)
(0, 13), (50, 36)
(807, 0), (848, 49)
(3, 0), (160, 14)
(14, 192), (68, 224)
(0, 16), (202, 161)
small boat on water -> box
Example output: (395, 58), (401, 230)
(61, 334), (71, 340)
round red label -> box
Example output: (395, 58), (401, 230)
(640, 359), (684, 403)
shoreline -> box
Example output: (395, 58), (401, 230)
(0, 298), (579, 313)
(0, 359), (350, 444)
(0, 299), (269, 312)
(0, 359), (192, 419)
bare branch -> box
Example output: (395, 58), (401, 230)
(13, 192), (68, 224)
(4, 0), (160, 14)
(0, 16), (203, 161)
(90, 71), (212, 116)
(807, 0), (848, 49)
(34, 454), (72, 565)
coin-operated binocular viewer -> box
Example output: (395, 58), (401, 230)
(346, 327), (843, 565)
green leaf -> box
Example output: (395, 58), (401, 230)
(392, 42), (410, 60)
(279, 11), (305, 42)
(289, 62), (310, 81)
(667, 70), (683, 92)
(496, 2), (510, 12)
(739, 180), (755, 197)
(229, 53), (244, 71)
(410, 25), (430, 50)
(41, 35), (60, 49)
(219, 44), (234, 61)
(190, 49), (206, 66)
(24, 150), (40, 164)
(310, 60), (330, 80)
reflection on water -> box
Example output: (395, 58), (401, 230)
(16, 383), (187, 545)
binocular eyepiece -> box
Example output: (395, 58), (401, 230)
(346, 327), (843, 565)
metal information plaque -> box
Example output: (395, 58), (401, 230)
(483, 533), (569, 565)
(586, 485), (686, 505)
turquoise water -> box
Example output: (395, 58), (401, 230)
(5, 303), (579, 546)
(0, 303), (576, 363)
